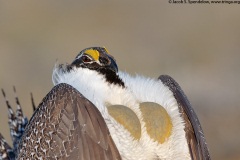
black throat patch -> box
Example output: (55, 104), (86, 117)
(98, 68), (125, 88)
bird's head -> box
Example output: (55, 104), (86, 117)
(54, 47), (124, 87)
(71, 47), (118, 73)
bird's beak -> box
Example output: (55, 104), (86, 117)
(107, 55), (118, 73)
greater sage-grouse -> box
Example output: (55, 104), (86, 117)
(0, 47), (211, 160)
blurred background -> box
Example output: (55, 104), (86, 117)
(0, 1), (239, 159)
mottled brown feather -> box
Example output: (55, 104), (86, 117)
(159, 75), (211, 160)
(16, 83), (121, 160)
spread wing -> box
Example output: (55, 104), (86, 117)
(16, 83), (121, 160)
(159, 75), (211, 160)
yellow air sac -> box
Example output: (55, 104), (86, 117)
(107, 105), (141, 140)
(140, 102), (172, 144)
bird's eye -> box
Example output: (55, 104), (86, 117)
(82, 56), (91, 63)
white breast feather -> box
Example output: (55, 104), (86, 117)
(119, 72), (191, 160)
(52, 66), (190, 160)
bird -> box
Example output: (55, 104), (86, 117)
(0, 47), (210, 160)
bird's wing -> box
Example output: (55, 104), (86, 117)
(159, 75), (211, 160)
(17, 83), (121, 160)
